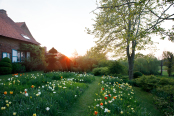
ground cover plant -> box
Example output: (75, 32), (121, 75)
(0, 71), (95, 116)
(73, 73), (95, 83)
(133, 75), (174, 115)
(88, 75), (149, 116)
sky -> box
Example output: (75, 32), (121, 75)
(0, 0), (174, 59)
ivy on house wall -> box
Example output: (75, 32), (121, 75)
(18, 43), (47, 71)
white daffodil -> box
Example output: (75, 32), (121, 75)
(46, 107), (50, 111)
(25, 93), (28, 97)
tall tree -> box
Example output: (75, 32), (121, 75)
(87, 0), (174, 80)
(162, 51), (174, 77)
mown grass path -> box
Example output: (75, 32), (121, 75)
(64, 76), (101, 116)
(133, 87), (162, 116)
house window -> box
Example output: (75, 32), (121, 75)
(12, 50), (30, 62)
(27, 52), (30, 59)
(2, 52), (10, 59)
(21, 34), (30, 40)
(17, 51), (20, 62)
(21, 52), (25, 61)
(12, 49), (17, 63)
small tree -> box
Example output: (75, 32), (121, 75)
(162, 51), (174, 76)
(45, 47), (58, 72)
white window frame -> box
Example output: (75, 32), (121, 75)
(2, 52), (10, 59)
(27, 52), (30, 59)
(12, 49), (18, 63)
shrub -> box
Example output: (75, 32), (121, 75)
(134, 75), (160, 91)
(92, 67), (109, 76)
(108, 61), (125, 75)
(0, 57), (12, 75)
(92, 68), (101, 76)
(158, 78), (169, 85)
(133, 71), (143, 79)
(0, 57), (11, 63)
(0, 62), (12, 67)
(0, 67), (12, 75)
(134, 55), (160, 75)
(12, 63), (26, 73)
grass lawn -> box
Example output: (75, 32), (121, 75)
(0, 72), (165, 115)
(64, 76), (101, 116)
(133, 87), (162, 116)
(0, 71), (43, 80)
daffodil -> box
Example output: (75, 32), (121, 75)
(25, 93), (28, 97)
(13, 112), (16, 115)
(5, 100), (8, 103)
(33, 113), (36, 116)
(46, 107), (50, 111)
(6, 104), (9, 107)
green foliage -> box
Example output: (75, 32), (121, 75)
(134, 75), (160, 91)
(89, 75), (149, 116)
(133, 71), (143, 79)
(0, 67), (12, 75)
(0, 62), (12, 67)
(86, 0), (170, 80)
(73, 74), (95, 83)
(0, 57), (11, 63)
(134, 75), (174, 115)
(12, 63), (26, 73)
(134, 54), (160, 75)
(162, 51), (174, 77)
(92, 67), (109, 76)
(19, 43), (47, 71)
(74, 47), (108, 72)
(108, 61), (125, 75)
(0, 72), (90, 116)
(0, 57), (12, 75)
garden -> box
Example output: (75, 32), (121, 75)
(0, 71), (95, 116)
(1, 70), (173, 116)
(0, 45), (174, 116)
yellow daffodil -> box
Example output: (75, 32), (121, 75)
(33, 113), (36, 116)
(6, 104), (9, 107)
(13, 112), (16, 115)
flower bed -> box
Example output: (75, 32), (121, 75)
(0, 72), (94, 116)
(89, 76), (148, 116)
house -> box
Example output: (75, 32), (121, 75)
(0, 9), (40, 63)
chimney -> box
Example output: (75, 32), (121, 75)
(0, 9), (7, 16)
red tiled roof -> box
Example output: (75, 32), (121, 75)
(0, 9), (40, 45)
(15, 22), (25, 27)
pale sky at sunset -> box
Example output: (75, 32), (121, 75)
(0, 0), (174, 59)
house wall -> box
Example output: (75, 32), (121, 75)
(0, 36), (30, 61)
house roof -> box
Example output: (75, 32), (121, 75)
(0, 9), (40, 45)
(16, 22), (25, 27)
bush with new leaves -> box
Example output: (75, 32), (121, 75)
(108, 61), (126, 75)
(0, 57), (12, 75)
(92, 67), (109, 76)
(133, 71), (143, 79)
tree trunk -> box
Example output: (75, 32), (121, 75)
(161, 60), (163, 76)
(128, 55), (134, 80)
